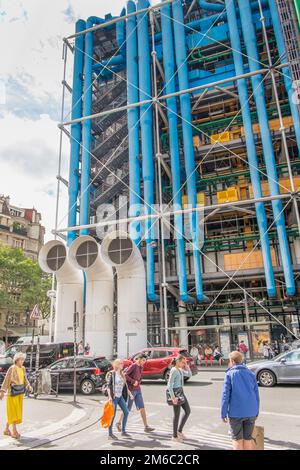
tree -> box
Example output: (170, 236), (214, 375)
(0, 244), (52, 324)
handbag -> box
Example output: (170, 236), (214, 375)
(10, 384), (25, 397)
(166, 387), (185, 406)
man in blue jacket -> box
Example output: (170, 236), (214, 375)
(221, 350), (260, 450)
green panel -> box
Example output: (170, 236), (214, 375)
(295, 0), (300, 29)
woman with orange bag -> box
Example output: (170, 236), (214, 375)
(105, 358), (132, 440)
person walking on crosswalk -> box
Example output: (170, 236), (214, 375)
(221, 351), (260, 450)
(167, 355), (192, 442)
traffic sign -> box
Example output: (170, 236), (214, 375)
(30, 304), (41, 320)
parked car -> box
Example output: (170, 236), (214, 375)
(123, 347), (198, 382)
(247, 348), (300, 387)
(0, 342), (74, 384)
(15, 336), (50, 345)
(47, 356), (112, 395)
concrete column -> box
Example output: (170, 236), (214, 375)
(178, 301), (189, 349)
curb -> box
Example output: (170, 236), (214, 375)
(0, 396), (101, 450)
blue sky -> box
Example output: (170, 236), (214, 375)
(0, 0), (129, 240)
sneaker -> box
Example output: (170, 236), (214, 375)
(108, 434), (118, 440)
(144, 426), (155, 433)
(116, 422), (122, 433)
(177, 431), (187, 440)
(121, 432), (131, 437)
(172, 436), (183, 443)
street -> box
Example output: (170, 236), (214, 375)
(0, 370), (299, 451)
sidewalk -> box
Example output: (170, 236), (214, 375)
(197, 365), (227, 372)
(0, 394), (100, 450)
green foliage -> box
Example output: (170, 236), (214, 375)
(0, 244), (52, 319)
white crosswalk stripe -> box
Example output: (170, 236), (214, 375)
(94, 420), (288, 450)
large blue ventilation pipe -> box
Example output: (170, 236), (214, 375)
(137, 0), (158, 302)
(198, 0), (224, 12)
(266, 0), (300, 153)
(238, 0), (295, 296)
(225, 0), (276, 297)
(126, 0), (142, 245)
(80, 16), (105, 236)
(161, 4), (191, 302)
(172, 0), (207, 302)
(67, 19), (86, 246)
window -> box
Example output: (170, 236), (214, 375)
(152, 350), (168, 359)
(94, 359), (111, 370)
(50, 360), (69, 370)
(13, 239), (23, 249)
(76, 359), (88, 368)
(285, 351), (300, 363)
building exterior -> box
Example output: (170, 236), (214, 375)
(0, 195), (45, 260)
(50, 0), (300, 359)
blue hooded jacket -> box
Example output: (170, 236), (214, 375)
(221, 364), (260, 419)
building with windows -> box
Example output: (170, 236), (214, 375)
(0, 195), (45, 260)
(41, 0), (300, 359)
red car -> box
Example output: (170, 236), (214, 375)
(123, 347), (198, 383)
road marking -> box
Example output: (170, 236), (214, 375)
(143, 401), (300, 419)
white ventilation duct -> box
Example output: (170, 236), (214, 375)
(38, 240), (84, 342)
(101, 230), (147, 358)
(68, 235), (114, 358)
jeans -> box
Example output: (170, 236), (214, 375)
(109, 396), (129, 435)
(172, 396), (191, 438)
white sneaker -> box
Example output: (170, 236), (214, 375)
(177, 431), (187, 440)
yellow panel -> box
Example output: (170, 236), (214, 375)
(227, 186), (240, 202)
(224, 248), (276, 271)
(217, 186), (240, 204)
(210, 131), (231, 144)
(249, 176), (300, 198)
(241, 116), (293, 136)
(182, 193), (205, 206)
(182, 194), (188, 206)
(217, 190), (228, 204)
(197, 192), (205, 205)
(193, 135), (201, 148)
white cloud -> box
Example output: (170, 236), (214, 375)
(0, 0), (126, 240)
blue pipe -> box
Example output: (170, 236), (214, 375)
(116, 7), (126, 58)
(172, 0), (208, 303)
(267, 0), (300, 153)
(161, 4), (192, 303)
(225, 0), (276, 298)
(137, 0), (158, 302)
(67, 20), (86, 246)
(238, 0), (295, 296)
(198, 0), (224, 12)
(126, 1), (142, 246)
(80, 17), (104, 235)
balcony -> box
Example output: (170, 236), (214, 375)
(12, 226), (27, 237)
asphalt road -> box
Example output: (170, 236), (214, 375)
(30, 370), (300, 451)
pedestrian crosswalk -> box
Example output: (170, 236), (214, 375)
(93, 412), (288, 451)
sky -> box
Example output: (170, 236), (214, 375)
(0, 0), (132, 241)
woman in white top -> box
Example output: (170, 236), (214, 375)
(106, 359), (131, 440)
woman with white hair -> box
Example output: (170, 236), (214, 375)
(0, 351), (33, 438)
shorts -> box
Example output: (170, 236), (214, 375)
(127, 390), (145, 411)
(229, 417), (256, 441)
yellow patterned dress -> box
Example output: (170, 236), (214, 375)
(6, 367), (24, 425)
